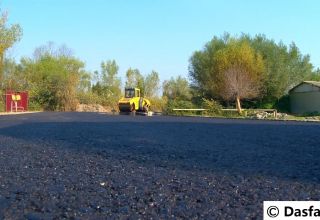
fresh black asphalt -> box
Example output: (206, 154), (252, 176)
(0, 112), (319, 219)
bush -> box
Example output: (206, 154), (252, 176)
(0, 102), (4, 112)
(274, 95), (290, 113)
(164, 99), (196, 115)
(28, 100), (43, 111)
(202, 98), (222, 116)
(78, 92), (98, 105)
(221, 110), (243, 118)
(0, 92), (4, 112)
(149, 96), (167, 112)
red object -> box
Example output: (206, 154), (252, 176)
(4, 90), (29, 112)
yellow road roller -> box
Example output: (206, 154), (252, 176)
(118, 88), (151, 113)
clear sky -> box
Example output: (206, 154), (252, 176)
(1, 0), (320, 81)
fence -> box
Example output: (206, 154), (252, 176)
(172, 108), (278, 118)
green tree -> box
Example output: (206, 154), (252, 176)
(0, 12), (23, 86)
(125, 68), (145, 94)
(144, 70), (160, 98)
(213, 41), (265, 113)
(162, 76), (193, 114)
(78, 71), (91, 93)
(100, 60), (121, 98)
(92, 60), (121, 107)
(246, 35), (314, 104)
(2, 58), (27, 90)
(189, 33), (230, 98)
(20, 43), (85, 111)
(163, 75), (191, 100)
(189, 33), (315, 110)
(310, 68), (320, 81)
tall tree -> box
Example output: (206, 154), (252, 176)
(78, 70), (91, 93)
(0, 12), (22, 85)
(310, 68), (320, 81)
(100, 60), (121, 98)
(125, 68), (145, 95)
(189, 33), (315, 109)
(214, 41), (265, 112)
(247, 34), (314, 103)
(2, 58), (27, 90)
(20, 43), (85, 111)
(189, 33), (230, 98)
(144, 70), (160, 98)
(163, 75), (191, 100)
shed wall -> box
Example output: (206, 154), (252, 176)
(290, 91), (320, 114)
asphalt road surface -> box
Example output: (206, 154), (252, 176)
(0, 112), (319, 219)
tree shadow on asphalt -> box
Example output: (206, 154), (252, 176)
(0, 119), (320, 184)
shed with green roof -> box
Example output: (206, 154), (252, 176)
(289, 81), (320, 114)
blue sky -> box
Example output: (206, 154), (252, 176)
(1, 0), (320, 82)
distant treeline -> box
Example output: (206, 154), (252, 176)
(1, 12), (319, 113)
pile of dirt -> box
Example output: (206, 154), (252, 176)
(76, 104), (111, 112)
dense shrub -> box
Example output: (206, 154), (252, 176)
(164, 99), (195, 115)
(149, 96), (167, 112)
(202, 98), (222, 116)
(274, 95), (290, 113)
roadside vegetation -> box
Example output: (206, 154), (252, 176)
(1, 11), (320, 117)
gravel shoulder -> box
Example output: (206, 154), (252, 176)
(0, 112), (319, 219)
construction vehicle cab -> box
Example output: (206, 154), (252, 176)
(125, 88), (140, 99)
(118, 88), (151, 113)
